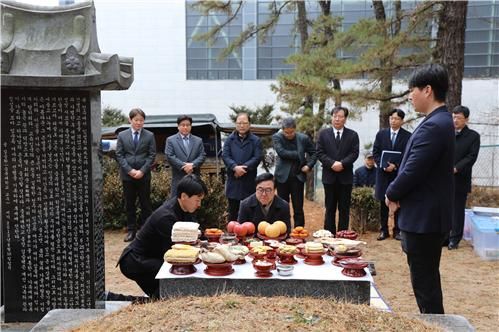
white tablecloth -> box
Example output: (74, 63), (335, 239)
(156, 254), (373, 282)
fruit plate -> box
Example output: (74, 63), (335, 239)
(204, 261), (235, 276)
(169, 262), (197, 275)
(256, 232), (287, 241)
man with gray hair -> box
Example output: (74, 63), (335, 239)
(272, 117), (317, 228)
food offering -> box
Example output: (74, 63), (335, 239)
(200, 244), (238, 276)
(330, 244), (362, 267)
(303, 242), (326, 265)
(226, 221), (256, 239)
(249, 245), (272, 260)
(289, 226), (309, 240)
(229, 245), (250, 265)
(312, 229), (333, 238)
(295, 243), (306, 259)
(256, 220), (287, 240)
(336, 230), (358, 240)
(171, 221), (200, 244)
(164, 244), (200, 275)
(277, 245), (298, 265)
(253, 259), (273, 278)
(204, 228), (224, 242)
(276, 263), (294, 277)
(285, 237), (304, 245)
(219, 232), (238, 245)
(247, 239), (264, 249)
(339, 258), (368, 277)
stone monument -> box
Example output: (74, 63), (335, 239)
(1, 0), (133, 322)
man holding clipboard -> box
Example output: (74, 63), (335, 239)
(373, 109), (411, 241)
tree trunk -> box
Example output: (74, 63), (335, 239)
(435, 1), (468, 111)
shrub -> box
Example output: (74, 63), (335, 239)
(349, 187), (380, 233)
(102, 155), (227, 230)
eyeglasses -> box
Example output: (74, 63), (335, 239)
(256, 187), (273, 194)
(236, 122), (249, 126)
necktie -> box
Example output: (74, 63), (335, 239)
(133, 131), (139, 147)
(391, 132), (396, 149)
(335, 130), (341, 145)
(183, 136), (189, 153)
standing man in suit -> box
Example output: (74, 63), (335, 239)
(165, 115), (206, 197)
(272, 117), (317, 228)
(116, 108), (157, 242)
(373, 109), (411, 241)
(222, 112), (263, 222)
(385, 64), (454, 314)
(449, 106), (480, 250)
(317, 106), (359, 234)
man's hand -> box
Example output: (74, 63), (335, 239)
(234, 165), (248, 177)
(331, 161), (344, 172)
(182, 163), (194, 174)
(301, 165), (311, 173)
(384, 162), (396, 173)
(385, 196), (400, 216)
(454, 167), (458, 174)
(134, 170), (144, 179)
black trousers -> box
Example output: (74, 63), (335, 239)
(123, 177), (152, 231)
(276, 177), (305, 228)
(449, 191), (468, 245)
(227, 198), (241, 222)
(379, 202), (399, 235)
(401, 231), (446, 314)
(323, 182), (352, 234)
(119, 248), (162, 298)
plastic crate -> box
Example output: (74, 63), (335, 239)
(470, 215), (499, 260)
(463, 209), (473, 242)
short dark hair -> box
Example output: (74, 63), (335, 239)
(452, 105), (470, 119)
(255, 172), (274, 186)
(408, 64), (448, 102)
(129, 108), (146, 120)
(332, 106), (349, 118)
(176, 174), (208, 198)
(236, 112), (250, 123)
(177, 115), (193, 125)
(281, 117), (296, 129)
(389, 108), (406, 120)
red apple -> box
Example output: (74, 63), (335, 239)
(227, 221), (239, 233)
(242, 222), (255, 235)
(233, 224), (248, 237)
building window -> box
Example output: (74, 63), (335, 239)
(186, 1), (243, 80)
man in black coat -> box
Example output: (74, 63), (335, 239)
(116, 108), (157, 242)
(449, 106), (480, 250)
(118, 175), (207, 299)
(237, 172), (291, 232)
(317, 106), (359, 234)
(386, 64), (455, 314)
(353, 152), (376, 188)
(373, 109), (411, 241)
(272, 117), (317, 228)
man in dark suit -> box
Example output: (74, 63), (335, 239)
(165, 115), (206, 198)
(317, 106), (359, 234)
(222, 113), (263, 222)
(116, 108), (157, 242)
(272, 117), (317, 228)
(449, 106), (480, 250)
(353, 152), (376, 188)
(385, 64), (454, 314)
(118, 175), (207, 298)
(237, 172), (291, 231)
(373, 109), (411, 241)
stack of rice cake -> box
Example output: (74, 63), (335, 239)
(171, 221), (200, 242)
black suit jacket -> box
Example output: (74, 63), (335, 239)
(272, 131), (317, 183)
(386, 106), (455, 234)
(116, 128), (156, 181)
(454, 126), (480, 193)
(373, 127), (411, 200)
(237, 193), (291, 231)
(317, 127), (359, 185)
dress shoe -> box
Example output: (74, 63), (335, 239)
(124, 231), (136, 242)
(377, 232), (389, 241)
(394, 232), (402, 241)
(448, 242), (459, 250)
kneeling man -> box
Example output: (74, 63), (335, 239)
(118, 174), (207, 299)
(237, 172), (291, 231)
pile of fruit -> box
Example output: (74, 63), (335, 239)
(257, 221), (287, 238)
(204, 228), (223, 236)
(289, 226), (309, 239)
(227, 221), (256, 237)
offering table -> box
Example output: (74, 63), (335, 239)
(156, 255), (372, 304)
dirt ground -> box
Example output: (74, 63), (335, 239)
(105, 200), (498, 332)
